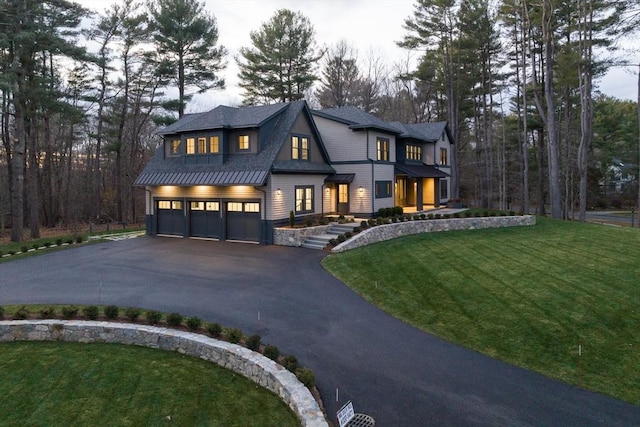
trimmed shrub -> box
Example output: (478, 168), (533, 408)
(413, 215), (420, 220)
(32, 243), (39, 250)
(368, 218), (376, 226)
(394, 206), (403, 216)
(420, 214), (426, 220)
(434, 213), (442, 219)
(353, 226), (361, 233)
(13, 306), (30, 320)
(328, 238), (337, 246)
(125, 307), (141, 321)
(360, 220), (368, 228)
(345, 231), (353, 238)
(61, 305), (79, 320)
(246, 334), (261, 351)
(104, 305), (119, 319)
(56, 239), (63, 246)
(282, 355), (299, 372)
(65, 238), (74, 245)
(305, 218), (313, 227)
(166, 312), (184, 327)
(39, 306), (57, 319)
(443, 214), (450, 219)
(75, 236), (83, 244)
(464, 210), (472, 218)
(206, 322), (223, 337)
(145, 310), (162, 325)
(263, 345), (280, 361)
(295, 368), (316, 388)
(83, 305), (99, 320)
(226, 327), (243, 344)
(337, 234), (346, 243)
(186, 316), (202, 331)
(289, 210), (295, 227)
(453, 212), (460, 218)
(21, 245), (28, 253)
(44, 242), (52, 248)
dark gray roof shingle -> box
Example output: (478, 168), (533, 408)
(391, 121), (449, 142)
(313, 106), (402, 135)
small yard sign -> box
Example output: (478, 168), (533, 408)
(337, 400), (355, 427)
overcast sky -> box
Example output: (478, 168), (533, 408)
(77, 0), (640, 112)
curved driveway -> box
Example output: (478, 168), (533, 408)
(1, 237), (639, 426)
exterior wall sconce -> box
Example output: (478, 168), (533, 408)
(276, 188), (281, 195)
(358, 186), (364, 194)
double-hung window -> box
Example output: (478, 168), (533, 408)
(440, 148), (448, 165)
(292, 136), (309, 160)
(186, 138), (195, 154)
(295, 186), (314, 213)
(377, 138), (389, 161)
(209, 136), (219, 153)
(170, 139), (181, 156)
(238, 135), (249, 151)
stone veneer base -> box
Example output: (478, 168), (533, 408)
(0, 320), (328, 427)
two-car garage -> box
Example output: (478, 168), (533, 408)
(156, 199), (261, 243)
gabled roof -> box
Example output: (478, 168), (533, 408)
(391, 121), (453, 143)
(312, 106), (402, 135)
(135, 101), (334, 187)
(158, 103), (289, 135)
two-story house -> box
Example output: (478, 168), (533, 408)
(135, 101), (455, 244)
(134, 101), (334, 244)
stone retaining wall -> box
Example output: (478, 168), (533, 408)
(274, 224), (333, 247)
(0, 320), (327, 427)
(332, 215), (536, 252)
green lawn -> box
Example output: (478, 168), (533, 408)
(0, 341), (299, 426)
(322, 217), (640, 405)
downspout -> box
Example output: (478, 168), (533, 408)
(367, 130), (374, 216)
(254, 185), (267, 244)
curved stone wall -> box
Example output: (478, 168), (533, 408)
(0, 320), (328, 427)
(332, 215), (536, 252)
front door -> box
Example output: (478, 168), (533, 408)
(337, 184), (349, 214)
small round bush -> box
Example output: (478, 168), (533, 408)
(337, 234), (346, 243)
(360, 220), (368, 228)
(245, 334), (261, 351)
(166, 312), (184, 327)
(13, 306), (30, 320)
(206, 322), (223, 337)
(65, 238), (74, 245)
(104, 305), (119, 319)
(56, 238), (63, 246)
(44, 242), (52, 248)
(75, 236), (83, 244)
(61, 305), (79, 320)
(263, 345), (280, 361)
(345, 231), (353, 238)
(145, 310), (162, 325)
(186, 316), (202, 331)
(125, 307), (141, 321)
(328, 238), (337, 246)
(32, 243), (40, 250)
(39, 306), (57, 319)
(295, 368), (316, 388)
(226, 327), (243, 344)
(21, 245), (28, 253)
(282, 355), (299, 372)
(83, 305), (99, 320)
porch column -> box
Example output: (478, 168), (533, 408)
(416, 178), (424, 211)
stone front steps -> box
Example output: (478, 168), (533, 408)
(301, 222), (362, 250)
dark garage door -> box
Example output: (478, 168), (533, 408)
(157, 200), (184, 236)
(226, 201), (260, 242)
(190, 201), (221, 238)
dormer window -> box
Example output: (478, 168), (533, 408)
(292, 136), (309, 160)
(406, 145), (422, 161)
(186, 137), (195, 154)
(170, 139), (181, 156)
(238, 135), (249, 151)
(209, 136), (219, 153)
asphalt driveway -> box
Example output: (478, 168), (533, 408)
(1, 237), (639, 426)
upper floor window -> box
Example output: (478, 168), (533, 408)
(209, 136), (220, 153)
(440, 148), (448, 165)
(377, 138), (389, 161)
(406, 145), (422, 161)
(197, 137), (206, 154)
(170, 139), (181, 156)
(292, 136), (309, 160)
(186, 137), (195, 154)
(295, 186), (314, 213)
(238, 135), (249, 151)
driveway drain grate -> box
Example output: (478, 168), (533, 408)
(346, 413), (375, 427)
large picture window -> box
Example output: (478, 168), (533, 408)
(377, 138), (389, 161)
(291, 136), (309, 160)
(295, 186), (314, 213)
(375, 181), (392, 198)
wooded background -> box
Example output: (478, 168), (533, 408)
(1, 0), (639, 241)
